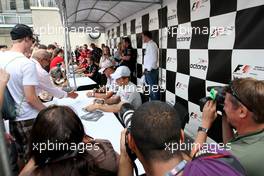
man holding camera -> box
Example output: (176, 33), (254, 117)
(118, 101), (245, 176)
(195, 78), (264, 176)
(119, 101), (187, 176)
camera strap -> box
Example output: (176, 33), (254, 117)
(125, 129), (139, 176)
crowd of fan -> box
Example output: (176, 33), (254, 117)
(0, 24), (264, 176)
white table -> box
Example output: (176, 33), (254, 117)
(44, 90), (144, 174)
(44, 90), (121, 150)
(68, 76), (96, 89)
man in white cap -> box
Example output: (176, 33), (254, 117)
(85, 66), (142, 112)
(86, 59), (117, 99)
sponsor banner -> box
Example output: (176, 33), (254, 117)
(232, 50), (264, 80)
(185, 102), (202, 139)
(191, 0), (210, 21)
(149, 10), (159, 31)
(175, 73), (190, 100)
(166, 90), (176, 105)
(208, 12), (236, 49)
(190, 50), (208, 79)
(167, 0), (178, 27)
(177, 22), (192, 49)
(166, 49), (177, 72)
(233, 64), (264, 80)
(159, 28), (168, 49)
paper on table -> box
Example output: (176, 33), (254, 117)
(80, 110), (104, 121)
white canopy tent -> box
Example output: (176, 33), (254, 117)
(54, 0), (162, 91)
(55, 0), (162, 32)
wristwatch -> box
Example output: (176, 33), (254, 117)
(197, 126), (209, 134)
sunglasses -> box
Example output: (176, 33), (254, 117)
(227, 83), (253, 112)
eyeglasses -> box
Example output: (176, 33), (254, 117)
(30, 34), (38, 43)
(227, 83), (253, 112)
(32, 37), (37, 43)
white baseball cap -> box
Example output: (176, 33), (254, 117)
(99, 60), (114, 73)
(111, 66), (131, 80)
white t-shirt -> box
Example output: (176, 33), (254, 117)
(116, 82), (142, 109)
(0, 51), (39, 121)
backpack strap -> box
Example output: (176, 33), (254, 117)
(4, 56), (24, 70)
(4, 56), (26, 116)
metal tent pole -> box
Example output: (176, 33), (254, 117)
(61, 0), (77, 91)
(0, 116), (12, 176)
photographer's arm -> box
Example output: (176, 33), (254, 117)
(118, 129), (133, 176)
(222, 115), (234, 144)
(191, 101), (217, 157)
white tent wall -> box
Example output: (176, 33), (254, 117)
(105, 0), (264, 142)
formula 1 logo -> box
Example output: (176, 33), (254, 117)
(192, 0), (208, 11)
(233, 65), (251, 74)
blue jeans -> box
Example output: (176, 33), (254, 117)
(145, 69), (160, 100)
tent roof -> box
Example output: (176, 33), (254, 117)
(55, 0), (161, 32)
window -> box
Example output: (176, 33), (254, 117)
(0, 1), (2, 12)
(48, 0), (55, 7)
(10, 0), (16, 10)
(23, 0), (30, 9)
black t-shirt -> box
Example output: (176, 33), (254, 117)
(85, 64), (99, 81)
(120, 46), (137, 73)
(92, 47), (102, 64)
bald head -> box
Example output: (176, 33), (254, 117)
(32, 49), (51, 61)
(32, 49), (52, 72)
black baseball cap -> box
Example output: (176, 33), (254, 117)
(10, 24), (33, 40)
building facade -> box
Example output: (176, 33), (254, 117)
(0, 0), (56, 46)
